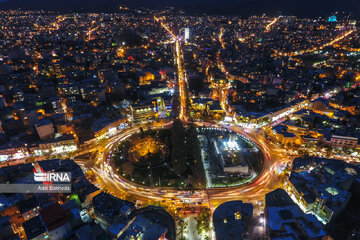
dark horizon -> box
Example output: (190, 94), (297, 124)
(0, 0), (360, 18)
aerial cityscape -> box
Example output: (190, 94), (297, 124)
(0, 2), (359, 240)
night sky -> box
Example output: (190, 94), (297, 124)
(0, 0), (359, 17)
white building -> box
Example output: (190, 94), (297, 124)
(184, 28), (190, 42)
(213, 141), (249, 175)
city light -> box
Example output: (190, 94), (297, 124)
(0, 6), (359, 240)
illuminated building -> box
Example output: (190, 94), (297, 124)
(139, 72), (155, 85)
(184, 27), (190, 42)
(33, 134), (77, 155)
(213, 137), (249, 174)
(94, 118), (128, 139)
(271, 124), (298, 146)
(206, 101), (225, 120)
(0, 146), (28, 163)
(131, 102), (156, 122)
(191, 98), (212, 111)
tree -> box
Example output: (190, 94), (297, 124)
(121, 162), (134, 175)
(186, 125), (206, 188)
(196, 207), (211, 235)
(186, 125), (201, 165)
(295, 119), (302, 126)
(171, 120), (186, 175)
(178, 219), (188, 240)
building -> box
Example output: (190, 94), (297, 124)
(184, 27), (190, 42)
(92, 193), (134, 226)
(286, 123), (309, 136)
(288, 157), (359, 224)
(191, 98), (213, 111)
(330, 135), (358, 149)
(21, 110), (38, 127)
(213, 201), (254, 240)
(212, 136), (250, 175)
(1, 118), (25, 136)
(23, 216), (49, 240)
(40, 204), (72, 240)
(271, 124), (298, 145)
(0, 144), (29, 164)
(18, 197), (41, 221)
(110, 215), (167, 240)
(80, 86), (106, 106)
(265, 188), (331, 240)
(310, 99), (335, 117)
(131, 102), (156, 122)
(33, 134), (77, 156)
(93, 117), (128, 139)
(35, 119), (55, 140)
(207, 101), (225, 120)
(0, 216), (17, 239)
(49, 97), (64, 114)
(139, 72), (155, 85)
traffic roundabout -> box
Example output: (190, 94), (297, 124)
(84, 120), (279, 210)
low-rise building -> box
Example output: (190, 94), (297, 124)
(207, 101), (225, 120)
(131, 102), (156, 122)
(35, 119), (55, 140)
(330, 135), (358, 149)
(0, 216), (17, 240)
(265, 188), (331, 240)
(18, 197), (41, 221)
(93, 117), (128, 139)
(110, 215), (167, 240)
(23, 216), (49, 240)
(92, 192), (134, 226)
(139, 72), (155, 85)
(40, 204), (72, 240)
(213, 201), (254, 240)
(271, 124), (298, 145)
(288, 157), (359, 224)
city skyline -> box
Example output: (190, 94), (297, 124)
(0, 4), (359, 240)
(0, 0), (359, 18)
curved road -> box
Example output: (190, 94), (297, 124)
(75, 121), (284, 211)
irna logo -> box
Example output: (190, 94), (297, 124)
(34, 172), (71, 182)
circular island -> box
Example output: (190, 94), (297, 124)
(112, 120), (264, 190)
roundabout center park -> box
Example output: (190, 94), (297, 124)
(111, 120), (265, 190)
